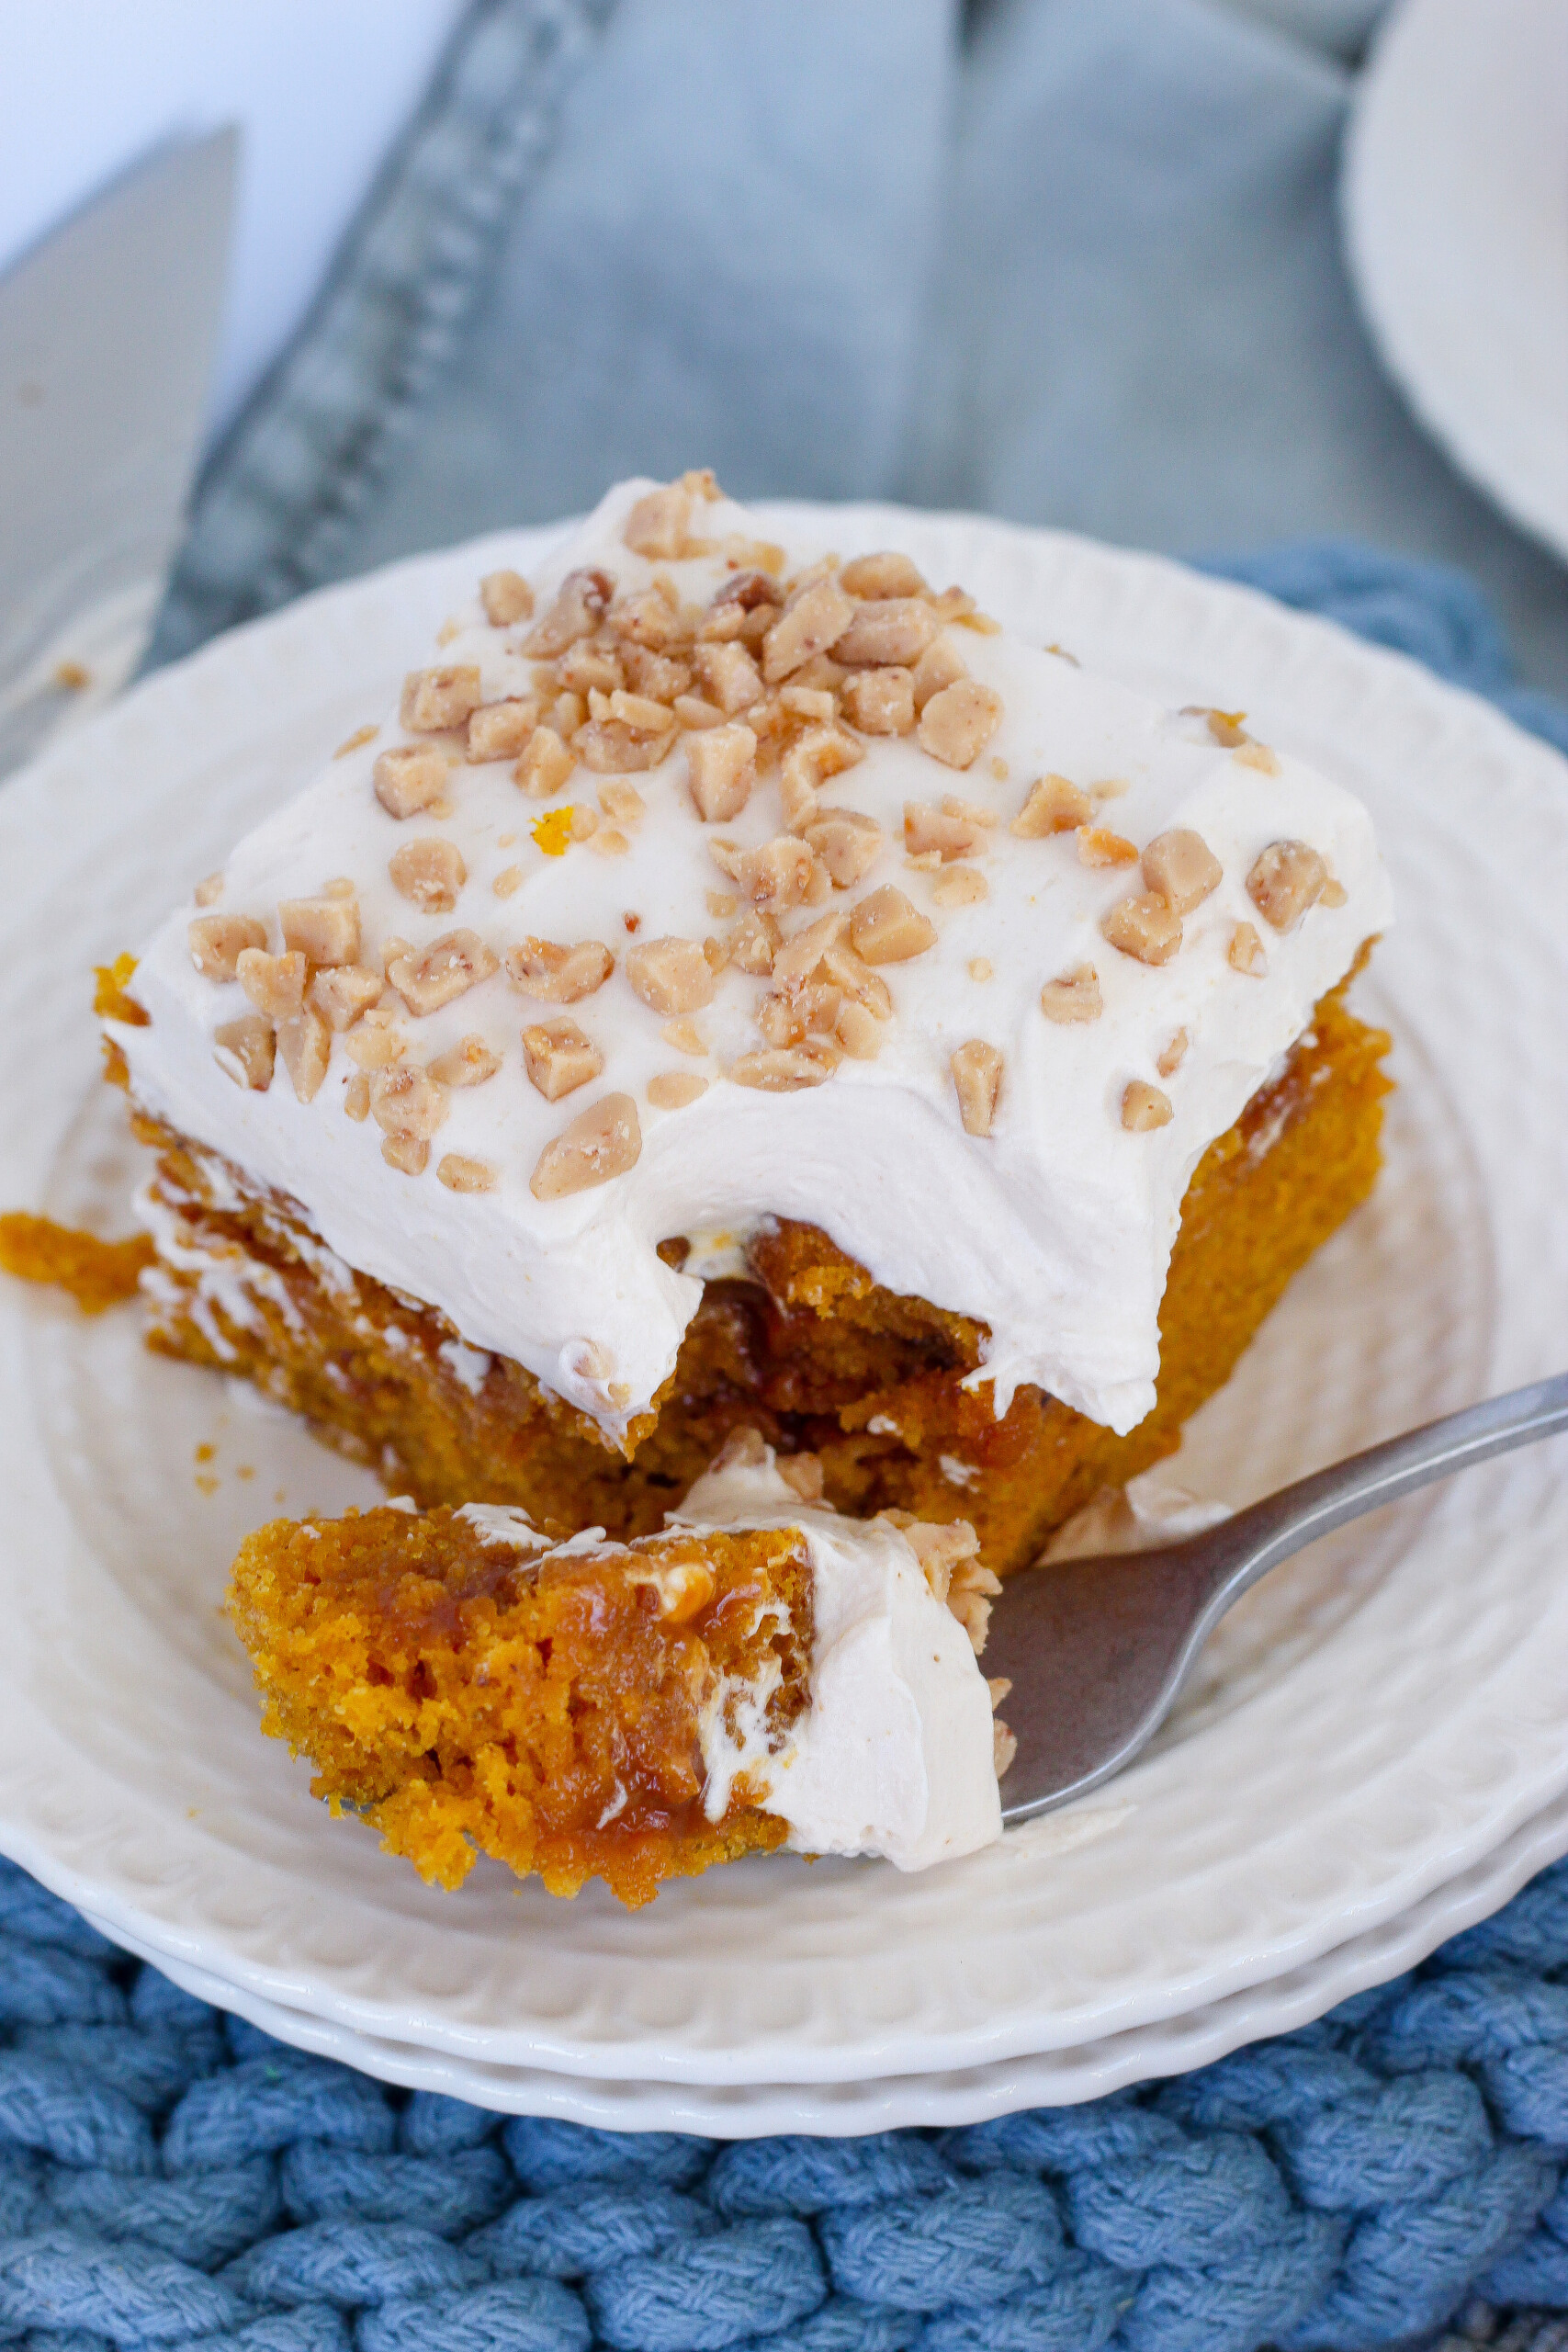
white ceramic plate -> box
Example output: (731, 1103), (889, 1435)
(81, 1782), (1568, 2133)
(1343, 0), (1568, 563)
(4, 504), (1568, 2098)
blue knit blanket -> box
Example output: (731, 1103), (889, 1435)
(10, 549), (1566, 2352)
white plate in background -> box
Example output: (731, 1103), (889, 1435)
(1344, 0), (1568, 564)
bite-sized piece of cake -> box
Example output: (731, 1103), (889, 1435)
(106, 470), (1393, 1568)
(228, 1438), (1006, 1905)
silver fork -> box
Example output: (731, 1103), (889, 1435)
(989, 1371), (1568, 1826)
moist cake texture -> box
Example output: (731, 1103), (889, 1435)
(107, 474), (1394, 1499)
(230, 1441), (1005, 1905)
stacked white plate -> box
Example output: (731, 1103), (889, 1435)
(5, 506), (1568, 2132)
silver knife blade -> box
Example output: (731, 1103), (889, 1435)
(0, 128), (238, 778)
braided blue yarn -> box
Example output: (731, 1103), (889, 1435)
(3, 545), (1567, 2351)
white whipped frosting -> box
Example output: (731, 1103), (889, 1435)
(677, 1447), (1000, 1869)
(115, 478), (1393, 1441)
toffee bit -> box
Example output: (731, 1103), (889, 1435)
(660, 1018), (707, 1056)
(694, 641), (763, 716)
(831, 596), (939, 667)
(1229, 921), (1268, 975)
(503, 937), (614, 1002)
(802, 807), (883, 888)
(437, 1153), (499, 1193)
(1247, 840), (1328, 931)
(1156, 1028), (1190, 1078)
(1101, 894), (1182, 967)
(834, 999), (883, 1058)
(213, 1015), (275, 1091)
(468, 698), (541, 762)
(728, 1042), (840, 1091)
(647, 1071), (709, 1110)
(1077, 826), (1138, 868)
(369, 1063), (449, 1141)
(344, 1071), (370, 1121)
(374, 745), (447, 820)
(909, 638), (968, 713)
(905, 801), (987, 862)
(277, 1007), (331, 1103)
(1010, 774), (1090, 837)
(308, 966), (384, 1032)
(685, 722), (757, 820)
(1142, 829), (1221, 913)
(522, 1017), (604, 1101)
(710, 834), (819, 912)
(280, 894), (360, 967)
(188, 914), (265, 982)
(849, 886), (938, 965)
(193, 872), (224, 906)
(1040, 965), (1102, 1023)
(236, 948), (306, 1023)
(841, 667), (915, 735)
(389, 838), (467, 915)
(381, 1134), (430, 1176)
(400, 666), (481, 733)
(385, 930), (499, 1017)
(333, 724), (378, 759)
(530, 1091), (642, 1199)
(1122, 1080), (1174, 1132)
(626, 936), (718, 1016)
(761, 577), (857, 684)
(840, 551), (927, 598)
(951, 1040), (1003, 1136)
(522, 568), (614, 659)
(931, 865), (987, 907)
(428, 1035), (502, 1088)
(514, 726), (575, 800)
(916, 679), (1003, 771)
(479, 569), (534, 626)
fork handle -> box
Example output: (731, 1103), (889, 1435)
(1206, 1370), (1568, 1610)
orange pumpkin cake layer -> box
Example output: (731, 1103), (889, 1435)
(229, 1448), (1009, 1901)
(229, 1507), (812, 1906)
(139, 968), (1389, 1575)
